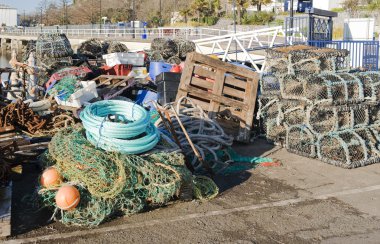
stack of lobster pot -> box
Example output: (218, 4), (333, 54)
(258, 45), (380, 169)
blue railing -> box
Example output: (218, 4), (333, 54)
(308, 40), (380, 71)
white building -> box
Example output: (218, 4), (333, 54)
(313, 0), (344, 11)
(0, 4), (18, 27)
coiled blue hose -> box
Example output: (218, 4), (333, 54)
(80, 100), (160, 154)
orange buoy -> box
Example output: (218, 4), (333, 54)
(40, 167), (63, 188)
(55, 185), (80, 211)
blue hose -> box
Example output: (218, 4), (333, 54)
(80, 100), (160, 154)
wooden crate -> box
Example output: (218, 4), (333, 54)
(176, 52), (259, 142)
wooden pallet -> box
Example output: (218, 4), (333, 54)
(176, 52), (259, 142)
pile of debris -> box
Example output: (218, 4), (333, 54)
(258, 45), (380, 168)
(0, 31), (281, 233)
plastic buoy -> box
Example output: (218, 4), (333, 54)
(170, 64), (182, 73)
(55, 185), (80, 211)
(40, 167), (63, 188)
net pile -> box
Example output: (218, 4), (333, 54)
(35, 33), (73, 71)
(39, 126), (218, 226)
(259, 45), (380, 168)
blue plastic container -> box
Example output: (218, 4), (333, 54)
(149, 62), (172, 81)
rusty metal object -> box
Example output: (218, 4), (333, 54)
(0, 100), (75, 136)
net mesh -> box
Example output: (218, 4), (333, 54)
(39, 126), (218, 226)
(259, 45), (380, 168)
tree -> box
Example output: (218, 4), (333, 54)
(251, 0), (272, 11)
(229, 0), (249, 25)
(180, 8), (192, 23)
(342, 0), (359, 17)
(368, 0), (380, 10)
(191, 0), (209, 22)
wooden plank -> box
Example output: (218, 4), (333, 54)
(193, 66), (216, 79)
(238, 73), (259, 142)
(189, 52), (257, 78)
(225, 75), (247, 90)
(176, 56), (196, 101)
(0, 126), (15, 134)
(0, 133), (16, 139)
(223, 86), (246, 99)
(181, 85), (247, 110)
(96, 77), (114, 87)
(190, 77), (214, 90)
(208, 69), (226, 118)
(15, 142), (49, 151)
(0, 184), (11, 238)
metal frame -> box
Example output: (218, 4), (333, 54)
(194, 26), (305, 72)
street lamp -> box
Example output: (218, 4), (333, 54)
(132, 0), (135, 39)
(99, 0), (102, 30)
(233, 0), (237, 61)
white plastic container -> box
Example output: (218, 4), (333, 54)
(55, 81), (98, 108)
(102, 52), (145, 67)
(131, 67), (149, 79)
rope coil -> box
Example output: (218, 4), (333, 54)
(80, 100), (160, 154)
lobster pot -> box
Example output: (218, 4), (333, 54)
(307, 104), (370, 134)
(265, 118), (286, 142)
(370, 106), (380, 124)
(260, 73), (281, 95)
(286, 125), (317, 158)
(258, 96), (280, 120)
(317, 130), (368, 168)
(354, 72), (380, 102)
(288, 54), (321, 76)
(36, 33), (73, 59)
(281, 100), (306, 126)
(305, 73), (364, 104)
(305, 48), (350, 72)
(280, 74), (306, 100)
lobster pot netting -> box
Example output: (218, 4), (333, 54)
(280, 74), (306, 100)
(265, 118), (286, 142)
(304, 73), (364, 104)
(260, 73), (281, 95)
(354, 72), (380, 102)
(281, 100), (306, 126)
(286, 125), (317, 158)
(316, 128), (380, 168)
(307, 103), (371, 134)
(36, 33), (73, 59)
(265, 46), (350, 76)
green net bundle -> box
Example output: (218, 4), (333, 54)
(47, 76), (80, 101)
(39, 126), (217, 227)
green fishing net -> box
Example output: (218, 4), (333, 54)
(39, 127), (217, 226)
(47, 76), (80, 101)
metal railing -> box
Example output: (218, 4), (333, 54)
(194, 26), (306, 72)
(308, 40), (380, 71)
(0, 27), (235, 40)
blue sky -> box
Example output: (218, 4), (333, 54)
(1, 0), (63, 13)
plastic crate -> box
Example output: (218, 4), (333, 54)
(156, 72), (181, 105)
(55, 81), (98, 108)
(102, 52), (145, 67)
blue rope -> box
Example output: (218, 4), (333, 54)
(80, 100), (160, 154)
